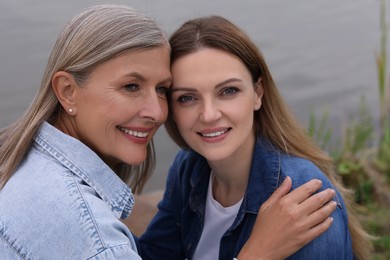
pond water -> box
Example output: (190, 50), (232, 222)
(0, 0), (382, 191)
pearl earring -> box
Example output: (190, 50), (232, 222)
(68, 108), (73, 113)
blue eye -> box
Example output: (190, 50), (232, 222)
(221, 87), (239, 96)
(156, 86), (169, 97)
(124, 84), (139, 92)
(177, 95), (195, 103)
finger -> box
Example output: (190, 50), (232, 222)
(260, 177), (292, 210)
(299, 188), (336, 214)
(270, 176), (293, 202)
(303, 200), (337, 229)
(283, 179), (322, 205)
(301, 216), (334, 244)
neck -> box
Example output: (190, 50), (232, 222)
(209, 146), (254, 207)
(53, 112), (78, 138)
(53, 114), (119, 168)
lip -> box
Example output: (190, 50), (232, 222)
(117, 126), (154, 144)
(197, 127), (231, 143)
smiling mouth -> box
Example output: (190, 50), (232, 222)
(197, 128), (231, 138)
(117, 126), (149, 138)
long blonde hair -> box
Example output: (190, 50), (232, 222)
(0, 4), (169, 193)
(165, 15), (373, 259)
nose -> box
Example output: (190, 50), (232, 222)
(139, 91), (167, 123)
(199, 98), (222, 123)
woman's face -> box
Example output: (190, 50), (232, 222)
(170, 48), (262, 163)
(72, 46), (171, 167)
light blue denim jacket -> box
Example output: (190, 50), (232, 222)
(0, 122), (140, 259)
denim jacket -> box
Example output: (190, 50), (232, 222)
(138, 138), (354, 260)
(0, 122), (140, 260)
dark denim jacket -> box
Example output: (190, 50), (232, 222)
(138, 138), (354, 260)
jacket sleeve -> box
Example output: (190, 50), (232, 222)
(287, 201), (354, 259)
(281, 157), (354, 260)
(136, 155), (186, 260)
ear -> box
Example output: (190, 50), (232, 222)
(254, 77), (264, 111)
(52, 71), (77, 115)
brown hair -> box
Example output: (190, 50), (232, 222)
(165, 15), (372, 259)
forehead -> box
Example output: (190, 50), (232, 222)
(91, 46), (171, 81)
(171, 48), (251, 87)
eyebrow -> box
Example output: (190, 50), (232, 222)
(171, 77), (243, 93)
(124, 72), (145, 81)
(124, 72), (172, 85)
(161, 77), (173, 86)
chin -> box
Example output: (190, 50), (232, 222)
(200, 152), (228, 162)
(125, 155), (148, 166)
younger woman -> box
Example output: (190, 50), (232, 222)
(138, 16), (372, 259)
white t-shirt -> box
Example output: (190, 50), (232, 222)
(192, 174), (243, 260)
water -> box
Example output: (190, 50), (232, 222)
(0, 0), (382, 192)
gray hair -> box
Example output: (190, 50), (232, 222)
(0, 5), (169, 193)
(51, 4), (169, 83)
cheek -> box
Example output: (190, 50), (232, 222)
(230, 105), (254, 124)
(160, 100), (169, 121)
(172, 107), (190, 130)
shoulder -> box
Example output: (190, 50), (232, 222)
(279, 154), (348, 214)
(0, 158), (133, 259)
(279, 157), (354, 258)
(280, 154), (333, 189)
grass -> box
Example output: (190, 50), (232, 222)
(308, 1), (390, 257)
(359, 203), (390, 259)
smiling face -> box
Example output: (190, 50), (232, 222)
(67, 46), (171, 167)
(170, 47), (263, 163)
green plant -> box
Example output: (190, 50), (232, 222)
(308, 108), (334, 152)
(340, 97), (374, 157)
(308, 1), (390, 257)
(309, 98), (374, 204)
(373, 0), (390, 184)
(375, 122), (390, 183)
(376, 0), (388, 127)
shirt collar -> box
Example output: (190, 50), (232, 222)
(34, 121), (134, 219)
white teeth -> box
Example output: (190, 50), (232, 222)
(118, 127), (148, 138)
(201, 130), (228, 137)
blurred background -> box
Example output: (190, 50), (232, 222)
(1, 0), (389, 257)
(0, 0), (380, 191)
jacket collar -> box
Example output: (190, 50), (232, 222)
(188, 151), (211, 214)
(34, 121), (134, 219)
(188, 137), (282, 214)
(244, 137), (282, 213)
